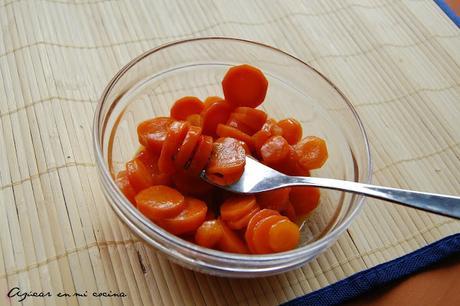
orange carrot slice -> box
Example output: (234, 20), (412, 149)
(220, 195), (257, 222)
(251, 215), (288, 254)
(289, 187), (320, 217)
(216, 124), (253, 149)
(278, 118), (302, 145)
(186, 114), (203, 127)
(170, 96), (204, 120)
(256, 187), (291, 212)
(205, 137), (246, 186)
(226, 205), (260, 230)
(158, 121), (190, 174)
(294, 136), (328, 170)
(135, 185), (185, 221)
(157, 197), (207, 235)
(268, 219), (300, 252)
(126, 157), (154, 192)
(188, 135), (213, 175)
(195, 219), (223, 248)
(262, 118), (283, 136)
(245, 209), (280, 252)
(172, 169), (214, 197)
(218, 220), (249, 254)
(115, 171), (137, 205)
(203, 96), (224, 109)
(252, 130), (272, 153)
(226, 114), (254, 135)
(260, 135), (290, 164)
(175, 126), (202, 169)
(233, 107), (267, 133)
(222, 64), (268, 108)
(201, 99), (233, 136)
(137, 117), (173, 154)
(135, 148), (172, 186)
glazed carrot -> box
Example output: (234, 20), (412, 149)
(186, 114), (203, 127)
(226, 114), (253, 135)
(252, 130), (272, 152)
(222, 64), (268, 108)
(158, 121), (190, 174)
(220, 195), (257, 221)
(170, 96), (204, 120)
(135, 147), (172, 186)
(205, 137), (246, 186)
(115, 171), (137, 205)
(226, 205), (260, 230)
(195, 220), (223, 248)
(157, 197), (207, 235)
(294, 136), (328, 170)
(251, 215), (288, 254)
(278, 118), (302, 145)
(268, 219), (300, 252)
(135, 185), (186, 221)
(172, 169), (214, 197)
(218, 220), (249, 254)
(126, 158), (154, 192)
(175, 126), (202, 169)
(203, 96), (224, 109)
(215, 124), (253, 149)
(137, 117), (173, 154)
(238, 140), (251, 155)
(188, 135), (213, 175)
(245, 209), (280, 252)
(260, 135), (290, 164)
(281, 201), (297, 222)
(201, 99), (233, 136)
(233, 107), (267, 133)
(269, 146), (309, 176)
(256, 187), (291, 211)
(289, 187), (320, 217)
(262, 118), (283, 136)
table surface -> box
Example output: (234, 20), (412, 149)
(0, 0), (459, 305)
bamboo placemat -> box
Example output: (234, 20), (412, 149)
(0, 0), (459, 305)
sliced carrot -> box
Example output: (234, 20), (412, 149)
(220, 195), (257, 222)
(238, 140), (251, 155)
(186, 114), (203, 127)
(226, 114), (254, 135)
(233, 107), (267, 133)
(126, 157), (154, 192)
(278, 118), (302, 145)
(252, 130), (272, 153)
(135, 147), (172, 186)
(135, 185), (185, 221)
(201, 99), (233, 136)
(281, 201), (297, 222)
(188, 135), (213, 175)
(251, 215), (288, 254)
(227, 205), (260, 230)
(172, 169), (214, 197)
(205, 137), (246, 186)
(195, 220), (223, 248)
(222, 64), (268, 108)
(115, 171), (137, 205)
(158, 121), (190, 175)
(260, 135), (290, 164)
(137, 117), (173, 154)
(218, 219), (249, 254)
(245, 209), (280, 252)
(262, 118), (283, 136)
(175, 126), (202, 169)
(256, 187), (291, 212)
(269, 146), (309, 176)
(215, 124), (253, 149)
(289, 187), (320, 217)
(268, 219), (300, 252)
(294, 136), (328, 170)
(203, 96), (224, 109)
(157, 197), (207, 235)
(170, 96), (204, 120)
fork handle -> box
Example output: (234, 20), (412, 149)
(287, 176), (460, 219)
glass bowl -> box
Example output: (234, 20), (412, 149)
(93, 37), (372, 277)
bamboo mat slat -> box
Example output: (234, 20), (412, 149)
(0, 0), (459, 305)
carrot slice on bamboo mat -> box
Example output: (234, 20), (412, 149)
(175, 125), (202, 169)
(135, 185), (185, 221)
(158, 197), (207, 235)
(158, 120), (190, 174)
(195, 219), (223, 248)
(170, 96), (204, 120)
(137, 117), (173, 154)
(220, 195), (257, 221)
(277, 118), (302, 145)
(222, 64), (268, 108)
(205, 137), (246, 185)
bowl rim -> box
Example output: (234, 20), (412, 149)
(93, 36), (372, 263)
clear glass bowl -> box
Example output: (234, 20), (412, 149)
(93, 37), (372, 277)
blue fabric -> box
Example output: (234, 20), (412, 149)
(434, 0), (460, 27)
(283, 233), (460, 306)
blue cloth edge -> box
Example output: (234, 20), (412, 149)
(434, 0), (460, 27)
(282, 233), (460, 306)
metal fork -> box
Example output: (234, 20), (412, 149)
(201, 156), (460, 219)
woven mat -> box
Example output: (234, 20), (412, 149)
(1, 0), (459, 305)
